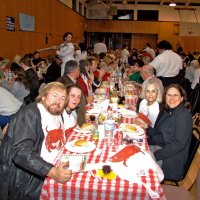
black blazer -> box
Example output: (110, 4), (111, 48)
(147, 103), (193, 180)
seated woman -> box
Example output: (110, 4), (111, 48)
(147, 84), (192, 181)
(87, 57), (106, 92)
(1, 65), (30, 102)
(63, 84), (86, 135)
(76, 60), (94, 103)
(139, 77), (163, 127)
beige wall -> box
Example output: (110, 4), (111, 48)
(0, 0), (86, 60)
(86, 20), (200, 52)
(0, 0), (200, 61)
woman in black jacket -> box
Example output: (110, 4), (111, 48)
(147, 84), (192, 181)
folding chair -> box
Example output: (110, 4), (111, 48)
(162, 184), (192, 200)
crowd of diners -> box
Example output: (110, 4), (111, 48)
(0, 32), (199, 199)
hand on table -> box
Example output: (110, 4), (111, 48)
(47, 162), (72, 183)
(86, 96), (94, 104)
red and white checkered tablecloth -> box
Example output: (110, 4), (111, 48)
(124, 96), (138, 105)
(121, 116), (136, 124)
(40, 132), (166, 200)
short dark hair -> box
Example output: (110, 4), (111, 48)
(63, 32), (73, 41)
(64, 60), (78, 75)
(146, 43), (151, 47)
(46, 55), (55, 64)
(19, 55), (32, 66)
(157, 40), (172, 50)
(161, 84), (190, 110)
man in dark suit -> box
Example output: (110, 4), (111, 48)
(57, 60), (80, 87)
(43, 55), (62, 83)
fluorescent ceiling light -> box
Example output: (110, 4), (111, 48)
(169, 1), (176, 6)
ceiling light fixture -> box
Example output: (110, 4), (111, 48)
(169, 1), (176, 6)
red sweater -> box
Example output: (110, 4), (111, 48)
(77, 75), (89, 97)
(93, 71), (110, 81)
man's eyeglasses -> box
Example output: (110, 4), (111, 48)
(166, 94), (180, 98)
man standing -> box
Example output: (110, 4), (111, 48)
(93, 37), (107, 55)
(0, 82), (72, 200)
(148, 40), (182, 87)
(56, 32), (75, 76)
(143, 43), (155, 59)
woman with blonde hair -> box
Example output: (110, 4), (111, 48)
(139, 77), (164, 127)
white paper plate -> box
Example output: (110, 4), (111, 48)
(65, 140), (96, 153)
(119, 123), (145, 138)
(73, 128), (92, 134)
(118, 109), (137, 117)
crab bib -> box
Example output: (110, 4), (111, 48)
(38, 103), (65, 164)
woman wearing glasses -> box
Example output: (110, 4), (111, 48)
(147, 84), (192, 181)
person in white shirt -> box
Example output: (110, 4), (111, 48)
(0, 87), (22, 126)
(121, 44), (130, 64)
(143, 43), (155, 59)
(191, 68), (200, 89)
(139, 77), (164, 127)
(74, 42), (87, 63)
(185, 59), (198, 83)
(93, 37), (107, 55)
(148, 40), (182, 87)
(56, 32), (75, 76)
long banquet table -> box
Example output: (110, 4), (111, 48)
(40, 128), (166, 200)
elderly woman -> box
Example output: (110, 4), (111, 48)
(63, 84), (86, 133)
(147, 84), (192, 181)
(139, 77), (163, 127)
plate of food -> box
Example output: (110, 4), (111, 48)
(120, 123), (145, 138)
(119, 109), (137, 118)
(65, 139), (96, 153)
(73, 123), (94, 133)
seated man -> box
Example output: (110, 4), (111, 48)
(0, 82), (72, 199)
(0, 86), (22, 127)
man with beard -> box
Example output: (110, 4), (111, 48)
(0, 82), (72, 200)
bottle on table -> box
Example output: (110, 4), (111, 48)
(7, 69), (13, 82)
(104, 110), (115, 146)
(114, 71), (119, 91)
(118, 85), (125, 104)
(92, 123), (99, 140)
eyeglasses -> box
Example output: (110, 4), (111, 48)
(166, 94), (180, 98)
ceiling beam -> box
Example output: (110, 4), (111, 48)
(185, 0), (191, 6)
(135, 0), (138, 6)
(160, 0), (165, 6)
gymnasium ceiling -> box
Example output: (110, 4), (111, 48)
(84, 0), (200, 7)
